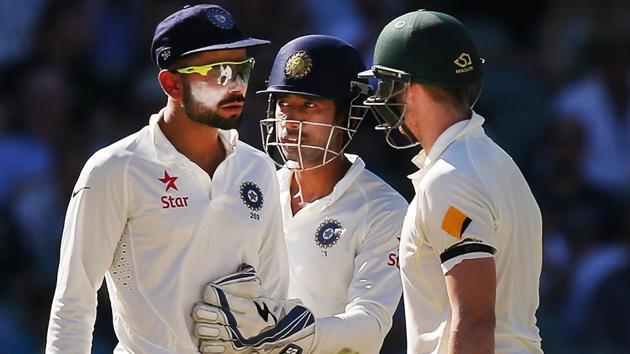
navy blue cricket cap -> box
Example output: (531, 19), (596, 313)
(257, 34), (367, 101)
(151, 4), (270, 69)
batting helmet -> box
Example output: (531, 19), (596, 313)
(359, 10), (484, 149)
(258, 35), (372, 170)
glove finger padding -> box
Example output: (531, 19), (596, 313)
(195, 322), (232, 340)
(192, 303), (229, 325)
(199, 340), (230, 354)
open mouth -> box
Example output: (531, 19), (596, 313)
(280, 136), (298, 144)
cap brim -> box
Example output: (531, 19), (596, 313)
(256, 87), (329, 99)
(182, 38), (270, 56)
(357, 68), (375, 78)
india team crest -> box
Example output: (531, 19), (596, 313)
(240, 181), (264, 211)
(285, 51), (313, 79)
(207, 7), (234, 30)
(314, 218), (345, 249)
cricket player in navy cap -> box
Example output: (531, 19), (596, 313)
(190, 35), (408, 354)
(46, 4), (289, 353)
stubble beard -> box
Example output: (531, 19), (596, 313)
(182, 81), (244, 130)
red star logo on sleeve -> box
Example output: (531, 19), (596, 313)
(159, 170), (178, 192)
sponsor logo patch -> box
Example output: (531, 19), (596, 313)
(280, 344), (303, 354)
(159, 170), (178, 192)
(159, 170), (189, 209)
(72, 186), (91, 198)
(453, 53), (474, 74)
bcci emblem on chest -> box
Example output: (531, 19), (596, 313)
(314, 218), (345, 253)
(239, 181), (264, 212)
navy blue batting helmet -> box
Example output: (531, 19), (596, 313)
(257, 35), (367, 101)
(259, 35), (373, 171)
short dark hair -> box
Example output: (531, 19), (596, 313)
(425, 85), (472, 114)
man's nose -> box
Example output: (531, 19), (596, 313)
(227, 75), (247, 93)
(277, 118), (300, 141)
(281, 115), (302, 131)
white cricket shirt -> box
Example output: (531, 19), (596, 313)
(46, 111), (289, 354)
(400, 112), (543, 354)
(278, 154), (407, 354)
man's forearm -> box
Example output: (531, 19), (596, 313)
(448, 315), (495, 354)
(313, 309), (386, 354)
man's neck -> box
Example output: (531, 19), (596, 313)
(417, 108), (469, 155)
(289, 156), (351, 215)
(158, 105), (226, 177)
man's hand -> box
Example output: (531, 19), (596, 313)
(192, 264), (315, 353)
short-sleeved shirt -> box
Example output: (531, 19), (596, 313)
(400, 112), (543, 354)
(46, 111), (289, 354)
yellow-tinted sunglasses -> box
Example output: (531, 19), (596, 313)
(175, 58), (255, 86)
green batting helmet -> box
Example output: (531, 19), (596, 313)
(362, 10), (483, 87)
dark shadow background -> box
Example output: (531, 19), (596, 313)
(1, 0), (629, 353)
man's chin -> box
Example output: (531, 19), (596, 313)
(201, 114), (243, 130)
(283, 153), (323, 168)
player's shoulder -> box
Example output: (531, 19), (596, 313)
(419, 144), (501, 212)
(234, 139), (277, 171)
(442, 129), (519, 179)
(82, 128), (147, 178)
(356, 166), (409, 212)
(421, 150), (476, 199)
(433, 128), (506, 176)
(232, 138), (281, 196)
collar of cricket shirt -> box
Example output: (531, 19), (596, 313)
(277, 153), (365, 212)
(407, 111), (485, 184)
(150, 109), (238, 167)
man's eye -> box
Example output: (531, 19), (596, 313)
(305, 102), (316, 108)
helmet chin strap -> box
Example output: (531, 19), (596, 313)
(469, 80), (483, 110)
(369, 99), (419, 149)
(384, 121), (419, 150)
(292, 169), (305, 205)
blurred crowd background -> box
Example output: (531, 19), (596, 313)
(1, 0), (629, 353)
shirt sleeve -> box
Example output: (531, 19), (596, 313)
(312, 196), (407, 354)
(256, 165), (290, 300)
(418, 167), (497, 274)
(46, 151), (128, 354)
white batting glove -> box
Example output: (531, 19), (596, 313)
(192, 264), (315, 354)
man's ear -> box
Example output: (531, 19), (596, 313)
(158, 69), (185, 101)
(405, 83), (421, 103)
